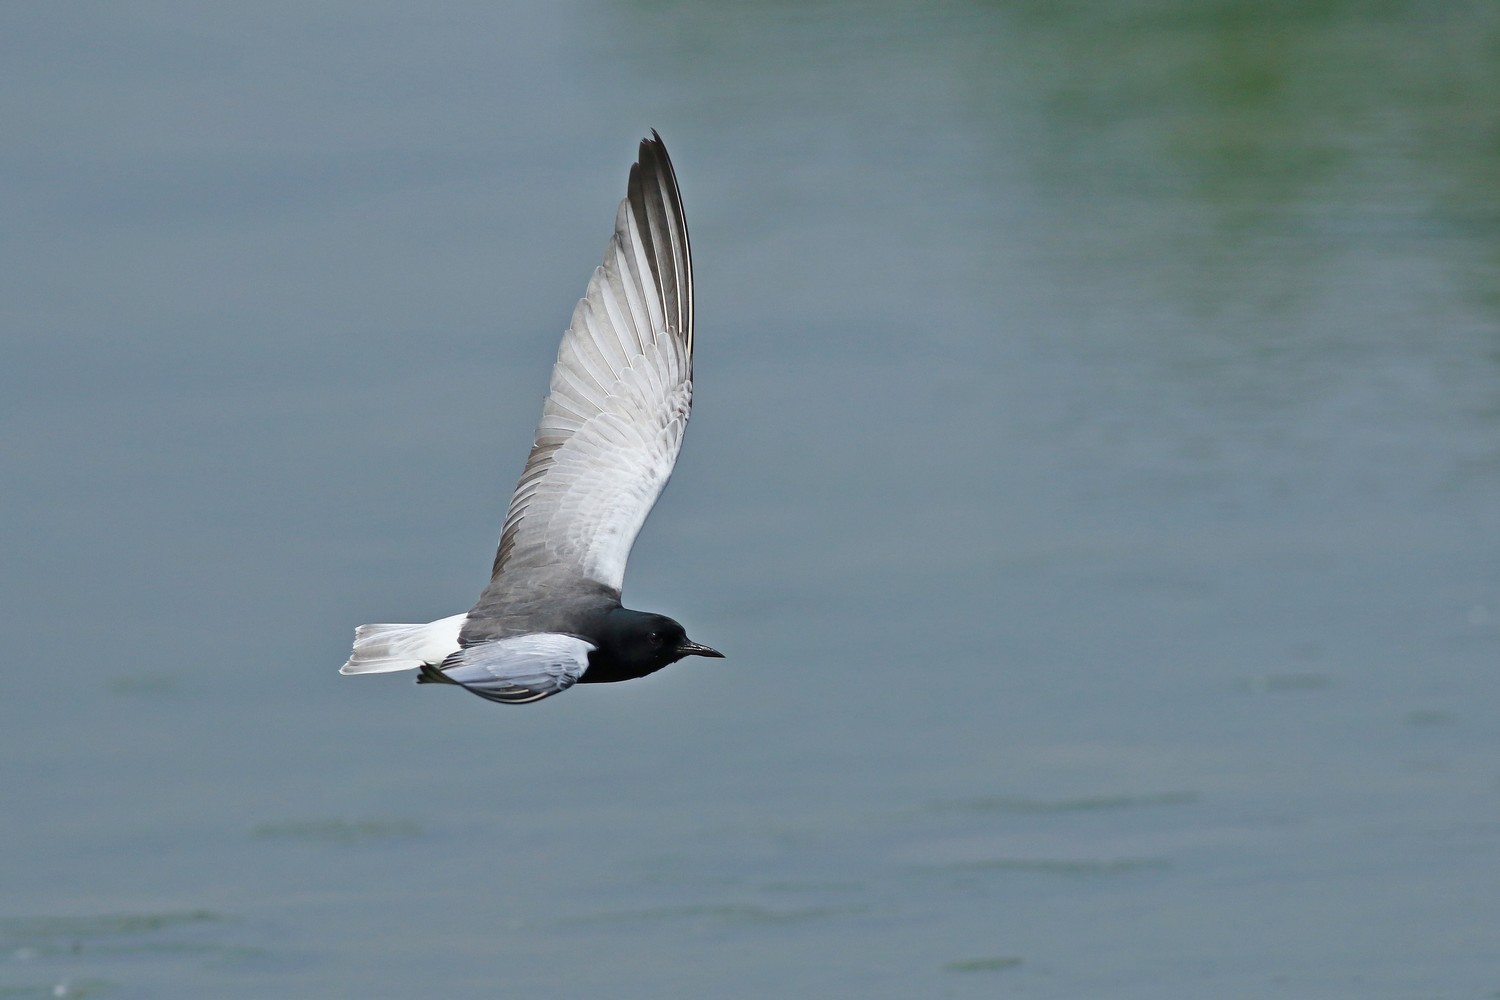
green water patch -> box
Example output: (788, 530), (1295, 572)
(945, 956), (1023, 974)
(927, 856), (1171, 876)
(1234, 672), (1333, 693)
(560, 901), (871, 928)
(927, 790), (1199, 815)
(0, 980), (116, 998)
(249, 817), (423, 844)
(1405, 708), (1454, 727)
(0, 907), (266, 994)
(0, 910), (221, 948)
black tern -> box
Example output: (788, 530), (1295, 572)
(340, 133), (721, 704)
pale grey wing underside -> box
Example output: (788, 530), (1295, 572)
(480, 135), (693, 609)
(434, 633), (595, 704)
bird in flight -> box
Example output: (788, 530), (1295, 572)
(339, 133), (721, 704)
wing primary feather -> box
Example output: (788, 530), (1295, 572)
(641, 130), (693, 359)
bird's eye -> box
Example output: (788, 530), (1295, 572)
(647, 631), (664, 646)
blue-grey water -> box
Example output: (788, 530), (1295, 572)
(4, 3), (1499, 998)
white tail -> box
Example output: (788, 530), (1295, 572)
(339, 613), (466, 675)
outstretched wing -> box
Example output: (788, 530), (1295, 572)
(423, 633), (595, 704)
(480, 133), (693, 609)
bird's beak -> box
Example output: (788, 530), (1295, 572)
(676, 640), (724, 659)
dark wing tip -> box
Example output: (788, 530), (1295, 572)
(640, 128), (668, 167)
(626, 131), (693, 364)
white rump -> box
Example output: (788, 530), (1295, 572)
(339, 614), (465, 674)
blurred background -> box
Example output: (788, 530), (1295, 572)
(3, 2), (1498, 997)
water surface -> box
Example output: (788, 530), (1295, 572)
(3, 3), (1498, 998)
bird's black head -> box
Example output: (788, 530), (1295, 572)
(586, 608), (723, 683)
